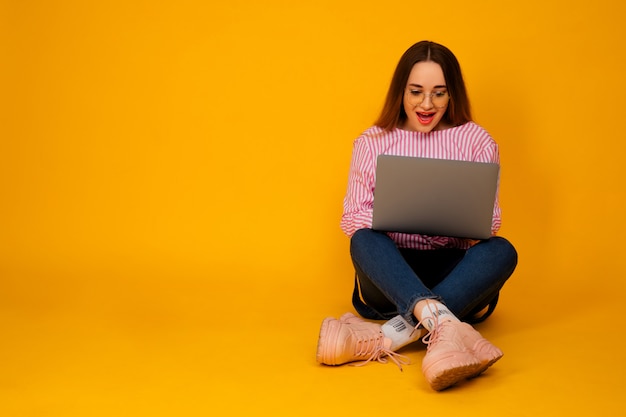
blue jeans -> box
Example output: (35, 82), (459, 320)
(350, 229), (518, 326)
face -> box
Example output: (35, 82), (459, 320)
(402, 61), (450, 133)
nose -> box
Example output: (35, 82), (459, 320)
(419, 94), (434, 109)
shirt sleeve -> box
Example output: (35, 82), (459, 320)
(475, 140), (502, 236)
(340, 136), (376, 237)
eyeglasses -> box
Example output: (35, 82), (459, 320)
(405, 88), (449, 108)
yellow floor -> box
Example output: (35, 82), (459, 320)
(1, 257), (624, 417)
(3, 1), (626, 416)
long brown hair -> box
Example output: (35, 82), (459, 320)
(375, 41), (472, 131)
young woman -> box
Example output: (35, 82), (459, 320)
(316, 41), (518, 391)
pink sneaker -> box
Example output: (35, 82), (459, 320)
(338, 312), (366, 324)
(421, 319), (484, 391)
(316, 314), (408, 368)
(460, 324), (503, 378)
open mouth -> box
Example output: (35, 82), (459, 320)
(417, 112), (435, 125)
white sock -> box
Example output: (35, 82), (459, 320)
(381, 315), (423, 350)
(419, 301), (459, 331)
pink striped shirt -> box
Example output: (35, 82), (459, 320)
(340, 122), (502, 250)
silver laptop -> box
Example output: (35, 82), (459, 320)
(371, 155), (499, 239)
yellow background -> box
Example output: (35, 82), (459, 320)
(1, 0), (625, 415)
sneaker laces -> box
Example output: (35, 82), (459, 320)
(414, 302), (444, 351)
(420, 323), (441, 351)
(351, 333), (411, 371)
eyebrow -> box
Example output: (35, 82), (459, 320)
(407, 83), (447, 89)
